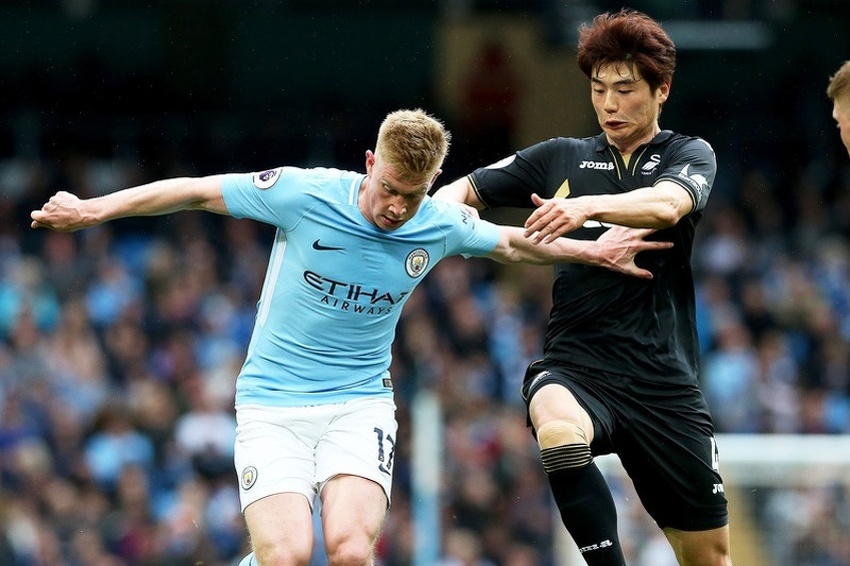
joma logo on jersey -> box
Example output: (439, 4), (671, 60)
(304, 271), (410, 306)
(579, 160), (614, 170)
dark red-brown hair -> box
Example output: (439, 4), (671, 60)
(576, 9), (676, 92)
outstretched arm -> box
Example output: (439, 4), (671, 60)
(30, 175), (229, 232)
(486, 224), (672, 279)
(524, 180), (694, 243)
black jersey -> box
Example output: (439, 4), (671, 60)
(469, 131), (715, 385)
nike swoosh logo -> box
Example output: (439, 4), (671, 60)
(312, 239), (345, 251)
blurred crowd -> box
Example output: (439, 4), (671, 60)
(1, 138), (849, 566)
(2, 2), (850, 555)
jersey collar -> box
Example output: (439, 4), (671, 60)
(595, 130), (675, 153)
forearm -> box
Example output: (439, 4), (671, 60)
(489, 224), (672, 279)
(576, 183), (692, 228)
(517, 236), (599, 265)
(489, 227), (598, 265)
(31, 175), (228, 232)
(87, 176), (227, 223)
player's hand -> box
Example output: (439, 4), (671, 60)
(30, 191), (91, 232)
(524, 193), (589, 243)
(595, 225), (673, 279)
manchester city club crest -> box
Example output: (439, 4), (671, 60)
(405, 248), (429, 278)
(241, 466), (258, 490)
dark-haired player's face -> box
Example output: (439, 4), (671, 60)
(590, 62), (669, 155)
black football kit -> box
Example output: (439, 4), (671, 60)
(468, 131), (729, 533)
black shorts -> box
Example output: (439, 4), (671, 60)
(521, 361), (729, 531)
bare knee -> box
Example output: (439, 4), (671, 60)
(325, 536), (374, 566)
(536, 419), (589, 449)
(253, 540), (312, 566)
(243, 493), (314, 566)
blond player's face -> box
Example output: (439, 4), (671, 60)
(360, 150), (431, 231)
(833, 98), (850, 158)
(590, 62), (669, 154)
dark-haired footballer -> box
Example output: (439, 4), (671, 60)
(435, 9), (734, 566)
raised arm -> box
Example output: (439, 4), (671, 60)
(486, 224), (672, 279)
(30, 175), (229, 232)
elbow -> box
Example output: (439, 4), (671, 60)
(499, 251), (524, 264)
(492, 247), (526, 265)
(654, 212), (679, 229)
(654, 200), (687, 228)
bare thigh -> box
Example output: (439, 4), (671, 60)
(244, 492), (314, 566)
(320, 474), (388, 562)
(528, 383), (595, 446)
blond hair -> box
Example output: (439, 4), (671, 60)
(375, 109), (451, 184)
(827, 59), (850, 103)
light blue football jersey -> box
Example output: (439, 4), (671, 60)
(220, 166), (500, 407)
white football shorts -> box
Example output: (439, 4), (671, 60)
(234, 397), (398, 512)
